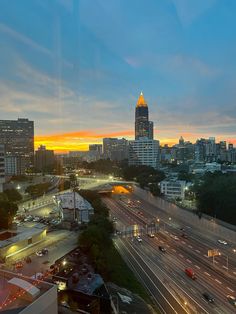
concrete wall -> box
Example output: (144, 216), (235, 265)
(133, 186), (236, 244)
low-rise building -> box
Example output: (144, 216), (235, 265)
(55, 191), (94, 224)
(0, 224), (46, 261)
(160, 179), (187, 200)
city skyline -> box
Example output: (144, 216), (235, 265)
(0, 0), (236, 152)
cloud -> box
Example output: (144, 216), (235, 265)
(0, 22), (73, 68)
(172, 0), (217, 27)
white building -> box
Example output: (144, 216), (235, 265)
(55, 191), (94, 224)
(0, 144), (5, 192)
(129, 138), (159, 169)
(160, 180), (187, 200)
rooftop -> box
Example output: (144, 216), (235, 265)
(55, 191), (93, 211)
(0, 224), (46, 249)
(0, 269), (55, 313)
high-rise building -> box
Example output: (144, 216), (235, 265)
(35, 145), (55, 172)
(129, 138), (159, 169)
(130, 92), (159, 168)
(0, 144), (5, 192)
(135, 92), (153, 140)
(0, 118), (34, 169)
(103, 138), (129, 161)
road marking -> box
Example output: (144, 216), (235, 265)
(195, 265), (200, 269)
(166, 244), (170, 248)
(195, 250), (200, 253)
(233, 272), (236, 275)
(204, 254), (208, 258)
(204, 272), (211, 277)
(160, 240), (164, 243)
(215, 279), (222, 284)
(186, 259), (192, 263)
(214, 260), (218, 264)
(182, 241), (186, 244)
(179, 254), (183, 258)
(188, 245), (193, 248)
(181, 279), (186, 284)
(172, 249), (176, 252)
(222, 265), (228, 270)
(227, 287), (234, 293)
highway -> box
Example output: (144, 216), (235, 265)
(103, 195), (236, 314)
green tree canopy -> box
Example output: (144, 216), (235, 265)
(0, 201), (18, 229)
(195, 173), (236, 225)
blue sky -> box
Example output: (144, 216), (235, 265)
(0, 0), (236, 151)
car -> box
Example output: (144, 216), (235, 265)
(148, 233), (155, 238)
(202, 292), (214, 303)
(136, 236), (142, 243)
(36, 250), (44, 257)
(159, 246), (166, 252)
(42, 248), (48, 255)
(218, 239), (228, 245)
(227, 295), (236, 307)
(15, 261), (23, 269)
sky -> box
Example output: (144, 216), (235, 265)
(0, 0), (236, 152)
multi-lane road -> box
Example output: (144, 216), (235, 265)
(103, 194), (236, 314)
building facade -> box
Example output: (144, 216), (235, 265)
(129, 139), (159, 169)
(160, 180), (186, 199)
(5, 155), (26, 176)
(0, 144), (5, 192)
(0, 118), (34, 169)
(103, 138), (129, 160)
(35, 145), (55, 172)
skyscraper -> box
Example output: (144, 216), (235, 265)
(135, 92), (153, 140)
(0, 118), (34, 169)
(129, 92), (159, 169)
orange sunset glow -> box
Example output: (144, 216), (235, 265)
(35, 130), (236, 153)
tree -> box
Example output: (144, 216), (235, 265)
(195, 173), (236, 225)
(0, 201), (18, 229)
(4, 189), (22, 202)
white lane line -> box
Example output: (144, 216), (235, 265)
(204, 272), (211, 277)
(195, 250), (200, 253)
(227, 287), (234, 293)
(233, 272), (236, 275)
(214, 260), (219, 264)
(187, 259), (192, 263)
(172, 249), (176, 252)
(222, 265), (228, 269)
(160, 240), (164, 243)
(188, 245), (193, 248)
(179, 254), (184, 258)
(195, 265), (200, 269)
(182, 241), (186, 244)
(215, 279), (222, 284)
(166, 244), (170, 248)
(204, 254), (208, 258)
